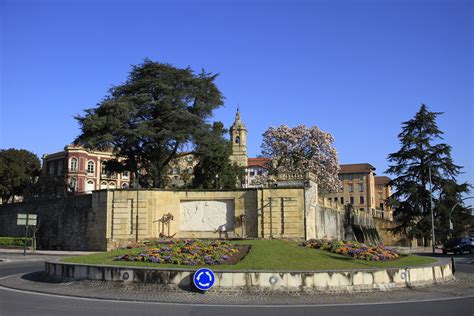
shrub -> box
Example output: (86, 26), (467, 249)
(0, 237), (32, 248)
(300, 239), (399, 261)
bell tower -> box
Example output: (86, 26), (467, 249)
(229, 108), (248, 167)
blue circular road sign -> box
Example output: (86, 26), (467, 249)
(193, 268), (215, 291)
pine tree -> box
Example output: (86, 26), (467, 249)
(75, 59), (224, 188)
(386, 104), (471, 244)
(192, 122), (243, 189)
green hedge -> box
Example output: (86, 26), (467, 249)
(0, 237), (32, 248)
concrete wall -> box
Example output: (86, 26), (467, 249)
(45, 259), (454, 293)
(0, 195), (105, 251)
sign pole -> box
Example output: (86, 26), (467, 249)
(17, 213), (37, 256)
(23, 217), (29, 256)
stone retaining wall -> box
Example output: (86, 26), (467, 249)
(0, 195), (99, 251)
(45, 259), (454, 293)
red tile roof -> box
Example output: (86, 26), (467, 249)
(375, 176), (391, 185)
(248, 157), (270, 168)
(339, 163), (376, 174)
(246, 160), (380, 175)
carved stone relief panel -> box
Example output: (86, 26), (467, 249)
(180, 200), (234, 232)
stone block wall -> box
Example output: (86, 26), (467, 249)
(374, 218), (411, 246)
(101, 189), (261, 250)
(257, 188), (306, 239)
(102, 187), (309, 249)
(0, 195), (103, 250)
(1, 174), (386, 251)
(314, 205), (345, 240)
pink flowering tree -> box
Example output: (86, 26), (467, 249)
(261, 125), (341, 193)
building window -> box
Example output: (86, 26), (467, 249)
(379, 203), (384, 210)
(68, 177), (77, 191)
(57, 161), (63, 175)
(87, 161), (95, 175)
(350, 196), (354, 204)
(257, 170), (263, 176)
(360, 196), (365, 204)
(340, 197), (344, 204)
(123, 171), (129, 179)
(101, 163), (107, 175)
(85, 180), (94, 193)
(49, 163), (55, 175)
(70, 158), (78, 171)
(359, 183), (363, 192)
(328, 197), (332, 202)
(249, 170), (255, 176)
(359, 208), (364, 211)
(122, 183), (129, 189)
(349, 184), (354, 192)
(348, 174), (353, 180)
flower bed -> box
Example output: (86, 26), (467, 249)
(114, 239), (249, 266)
(300, 239), (399, 261)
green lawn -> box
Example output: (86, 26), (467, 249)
(63, 240), (436, 271)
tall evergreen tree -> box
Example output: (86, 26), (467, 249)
(75, 59), (224, 188)
(435, 179), (472, 241)
(386, 104), (471, 243)
(192, 122), (243, 189)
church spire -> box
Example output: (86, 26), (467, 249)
(231, 107), (246, 130)
(229, 108), (247, 167)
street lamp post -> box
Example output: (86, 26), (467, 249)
(428, 167), (436, 254)
(135, 172), (140, 242)
(215, 174), (219, 190)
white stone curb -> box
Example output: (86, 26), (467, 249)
(44, 259), (454, 293)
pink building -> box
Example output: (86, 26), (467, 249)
(42, 145), (131, 194)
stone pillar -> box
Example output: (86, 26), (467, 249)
(304, 172), (318, 240)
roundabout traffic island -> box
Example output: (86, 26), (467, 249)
(43, 239), (454, 295)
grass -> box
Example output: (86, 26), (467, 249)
(63, 240), (437, 271)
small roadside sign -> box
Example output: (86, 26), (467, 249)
(193, 268), (215, 291)
(17, 214), (37, 226)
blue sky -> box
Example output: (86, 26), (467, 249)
(1, 0), (473, 185)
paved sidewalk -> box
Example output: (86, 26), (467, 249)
(0, 270), (472, 305)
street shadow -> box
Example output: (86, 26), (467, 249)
(20, 271), (66, 284)
(177, 273), (205, 294)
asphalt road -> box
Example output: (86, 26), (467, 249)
(0, 254), (473, 316)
